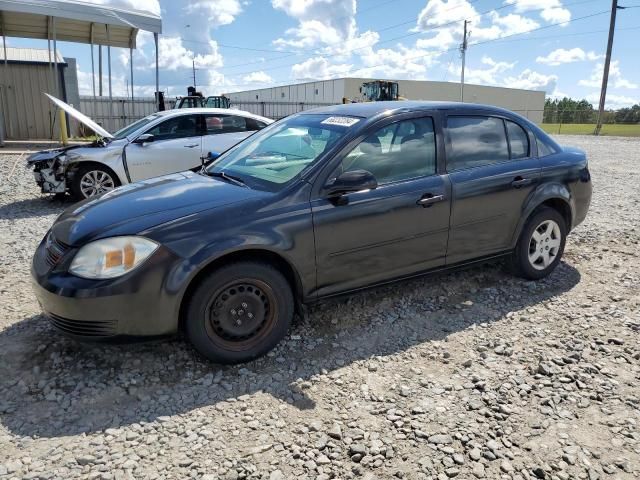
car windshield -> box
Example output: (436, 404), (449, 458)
(205, 114), (360, 190)
(112, 114), (161, 140)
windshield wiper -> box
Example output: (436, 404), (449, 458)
(206, 170), (248, 188)
(255, 150), (308, 160)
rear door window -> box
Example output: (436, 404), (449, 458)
(505, 120), (530, 159)
(204, 114), (249, 134)
(536, 133), (560, 157)
(446, 116), (509, 171)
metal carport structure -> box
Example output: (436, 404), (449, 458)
(0, 0), (162, 145)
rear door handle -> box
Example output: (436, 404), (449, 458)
(511, 176), (533, 188)
(417, 194), (445, 207)
(183, 144), (199, 148)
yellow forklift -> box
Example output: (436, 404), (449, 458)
(343, 80), (403, 103)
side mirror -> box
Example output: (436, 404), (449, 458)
(325, 170), (377, 197)
(133, 133), (154, 144)
(207, 151), (221, 161)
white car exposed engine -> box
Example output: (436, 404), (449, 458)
(27, 95), (273, 200)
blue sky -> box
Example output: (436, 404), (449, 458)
(8, 0), (640, 107)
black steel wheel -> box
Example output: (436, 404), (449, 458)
(185, 261), (294, 364)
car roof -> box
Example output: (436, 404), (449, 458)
(156, 108), (272, 123)
(301, 101), (523, 120)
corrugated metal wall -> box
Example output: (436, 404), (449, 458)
(0, 62), (63, 139)
(226, 78), (547, 123)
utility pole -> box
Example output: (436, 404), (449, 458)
(192, 58), (197, 90)
(594, 0), (619, 135)
(460, 20), (469, 102)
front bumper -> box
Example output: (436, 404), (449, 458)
(31, 234), (184, 340)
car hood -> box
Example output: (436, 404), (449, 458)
(45, 93), (113, 138)
(51, 171), (267, 246)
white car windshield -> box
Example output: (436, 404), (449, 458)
(112, 114), (161, 140)
(206, 114), (360, 191)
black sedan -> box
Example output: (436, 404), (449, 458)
(32, 102), (592, 364)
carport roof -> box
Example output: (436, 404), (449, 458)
(0, 0), (162, 48)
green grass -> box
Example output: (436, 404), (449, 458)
(541, 123), (640, 137)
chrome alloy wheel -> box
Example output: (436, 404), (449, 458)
(79, 170), (116, 197)
(528, 219), (562, 270)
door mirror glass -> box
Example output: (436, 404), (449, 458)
(133, 133), (154, 144)
(325, 169), (377, 197)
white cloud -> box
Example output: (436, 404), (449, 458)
(579, 61), (638, 89)
(186, 0), (243, 28)
(414, 0), (540, 52)
(507, 0), (571, 25)
(89, 0), (160, 15)
(585, 92), (639, 109)
(358, 44), (438, 79)
(273, 0), (355, 39)
(156, 37), (223, 70)
(504, 69), (558, 93)
(272, 0), (378, 57)
(243, 71), (274, 84)
(536, 48), (602, 66)
(291, 57), (353, 81)
(450, 56), (516, 85)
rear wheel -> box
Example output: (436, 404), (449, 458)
(510, 207), (567, 280)
(70, 165), (119, 200)
(185, 262), (294, 364)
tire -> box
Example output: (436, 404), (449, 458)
(69, 164), (120, 200)
(510, 207), (567, 280)
(184, 262), (294, 364)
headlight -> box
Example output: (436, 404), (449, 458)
(69, 236), (159, 279)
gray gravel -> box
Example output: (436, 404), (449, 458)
(0, 135), (639, 479)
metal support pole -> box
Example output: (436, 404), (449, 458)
(98, 44), (103, 96)
(130, 48), (134, 103)
(90, 23), (96, 98)
(594, 0), (618, 135)
(154, 32), (160, 111)
(52, 17), (59, 98)
(0, 15), (6, 146)
(129, 29), (136, 104)
(47, 17), (54, 139)
(106, 24), (113, 133)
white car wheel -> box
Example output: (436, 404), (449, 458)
(79, 169), (116, 198)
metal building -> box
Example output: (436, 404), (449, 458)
(0, 47), (79, 139)
(225, 77), (546, 123)
(0, 0), (162, 145)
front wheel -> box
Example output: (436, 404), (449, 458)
(184, 262), (294, 364)
(70, 165), (119, 200)
(510, 207), (567, 280)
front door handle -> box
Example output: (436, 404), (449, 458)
(417, 194), (445, 207)
(183, 144), (199, 148)
(511, 176), (533, 188)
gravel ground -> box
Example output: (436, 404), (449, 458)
(0, 135), (639, 480)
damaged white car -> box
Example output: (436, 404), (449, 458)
(28, 94), (273, 200)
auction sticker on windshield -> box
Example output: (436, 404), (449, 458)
(321, 116), (360, 127)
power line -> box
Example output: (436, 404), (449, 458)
(186, 0), (483, 72)
(222, 6), (611, 80)
(219, 10), (613, 92)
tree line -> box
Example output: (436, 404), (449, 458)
(543, 97), (640, 124)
